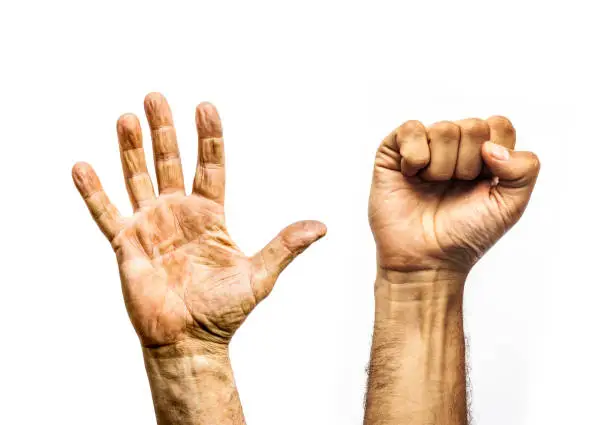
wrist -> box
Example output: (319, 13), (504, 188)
(143, 337), (229, 360)
(142, 340), (244, 425)
(374, 268), (467, 322)
(142, 338), (231, 381)
(376, 267), (467, 299)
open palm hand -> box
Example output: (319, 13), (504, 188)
(73, 93), (326, 348)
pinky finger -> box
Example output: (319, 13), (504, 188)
(72, 162), (123, 241)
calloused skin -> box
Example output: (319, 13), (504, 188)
(72, 93), (326, 425)
(365, 117), (540, 425)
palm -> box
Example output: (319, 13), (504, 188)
(73, 93), (325, 347)
(115, 194), (255, 346)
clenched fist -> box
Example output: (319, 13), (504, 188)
(72, 93), (326, 349)
(369, 117), (539, 274)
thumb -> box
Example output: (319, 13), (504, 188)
(250, 220), (327, 301)
(481, 141), (541, 214)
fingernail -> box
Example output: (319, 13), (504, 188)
(487, 142), (510, 161)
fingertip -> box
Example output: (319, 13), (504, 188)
(282, 220), (327, 251)
(72, 161), (90, 179)
(197, 101), (218, 114)
(72, 162), (101, 196)
(482, 141), (510, 161)
(402, 153), (430, 171)
(526, 151), (541, 174)
(318, 221), (328, 236)
(116, 113), (142, 149)
(298, 219), (327, 236)
(144, 92), (166, 108)
(196, 102), (223, 138)
(308, 220), (328, 239)
(301, 220), (327, 238)
(117, 113), (140, 128)
(482, 143), (541, 187)
(144, 92), (173, 126)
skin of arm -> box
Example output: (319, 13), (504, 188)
(143, 342), (243, 425)
(365, 117), (540, 424)
(72, 93), (326, 425)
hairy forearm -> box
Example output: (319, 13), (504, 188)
(143, 341), (246, 425)
(364, 269), (468, 425)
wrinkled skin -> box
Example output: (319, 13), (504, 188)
(112, 194), (255, 346)
(369, 117), (540, 273)
(73, 93), (326, 348)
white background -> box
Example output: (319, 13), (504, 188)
(0, 1), (608, 424)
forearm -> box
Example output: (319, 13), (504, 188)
(143, 341), (246, 425)
(364, 269), (468, 425)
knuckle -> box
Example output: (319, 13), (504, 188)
(487, 115), (516, 136)
(458, 118), (490, 139)
(429, 120), (460, 140)
(397, 120), (426, 138)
